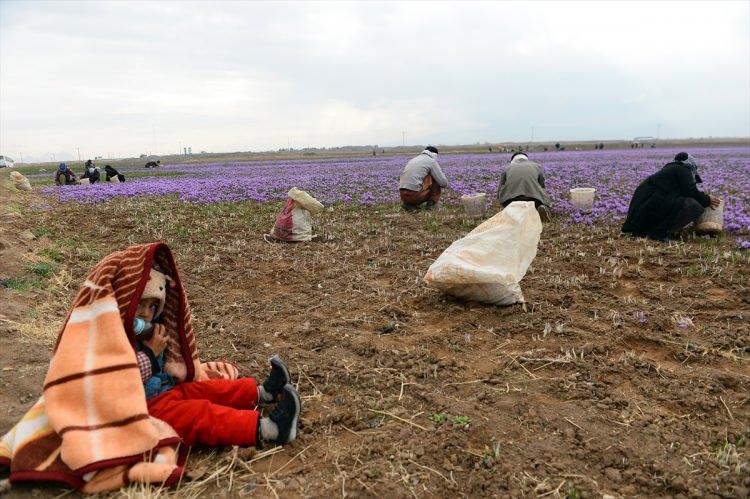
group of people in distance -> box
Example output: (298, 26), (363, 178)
(54, 159), (125, 186)
(398, 147), (721, 241)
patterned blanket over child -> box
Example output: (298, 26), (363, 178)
(0, 242), (238, 493)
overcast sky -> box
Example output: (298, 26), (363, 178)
(1, 1), (749, 161)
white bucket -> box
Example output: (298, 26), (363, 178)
(79, 178), (90, 185)
(570, 187), (596, 213)
(461, 193), (487, 218)
(695, 200), (724, 233)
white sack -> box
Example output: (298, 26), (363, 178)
(9, 171), (32, 192)
(288, 187), (325, 214)
(290, 205), (314, 241)
(269, 188), (323, 242)
(423, 201), (542, 305)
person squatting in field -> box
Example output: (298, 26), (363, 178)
(496, 152), (553, 222)
(82, 160), (101, 184)
(621, 152), (721, 242)
(54, 162), (78, 185)
(399, 146), (449, 211)
(104, 164), (126, 182)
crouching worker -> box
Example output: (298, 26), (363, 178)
(496, 152), (553, 222)
(622, 152), (721, 242)
(82, 163), (101, 184)
(104, 164), (126, 182)
(399, 146), (448, 211)
(54, 162), (78, 185)
(0, 242), (301, 493)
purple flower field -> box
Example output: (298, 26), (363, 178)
(43, 147), (750, 233)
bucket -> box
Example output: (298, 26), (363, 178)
(461, 193), (487, 218)
(694, 200), (724, 233)
(570, 187), (596, 213)
(79, 178), (90, 185)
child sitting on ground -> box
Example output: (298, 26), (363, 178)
(0, 242), (301, 493)
(134, 264), (300, 448)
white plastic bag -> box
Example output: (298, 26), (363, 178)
(423, 201), (542, 305)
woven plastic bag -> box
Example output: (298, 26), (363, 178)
(10, 171), (32, 192)
(424, 201), (542, 305)
(268, 188), (324, 242)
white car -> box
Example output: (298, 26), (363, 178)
(0, 155), (15, 168)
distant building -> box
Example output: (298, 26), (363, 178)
(632, 136), (657, 148)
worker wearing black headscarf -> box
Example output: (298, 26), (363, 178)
(622, 152), (721, 241)
(104, 165), (126, 182)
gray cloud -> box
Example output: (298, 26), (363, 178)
(1, 0), (748, 160)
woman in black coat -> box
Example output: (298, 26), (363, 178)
(104, 165), (126, 182)
(622, 152), (721, 241)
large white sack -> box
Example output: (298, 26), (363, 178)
(423, 201), (542, 305)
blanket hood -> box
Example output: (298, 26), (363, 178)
(54, 241), (201, 382)
(0, 242), (213, 493)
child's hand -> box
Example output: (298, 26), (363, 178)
(144, 324), (168, 356)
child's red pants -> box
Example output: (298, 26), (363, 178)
(147, 377), (259, 447)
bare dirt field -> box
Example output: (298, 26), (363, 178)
(1, 183), (748, 498)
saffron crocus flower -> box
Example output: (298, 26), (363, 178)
(41, 146), (749, 234)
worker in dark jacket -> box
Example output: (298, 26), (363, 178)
(54, 163), (78, 185)
(82, 163), (101, 184)
(622, 152), (721, 241)
(104, 165), (126, 182)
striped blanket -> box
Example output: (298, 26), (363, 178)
(0, 242), (237, 492)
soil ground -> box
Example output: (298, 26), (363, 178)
(1, 179), (748, 498)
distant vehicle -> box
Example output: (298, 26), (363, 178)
(0, 155), (15, 168)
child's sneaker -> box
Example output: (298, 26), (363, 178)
(269, 384), (301, 444)
(260, 355), (291, 402)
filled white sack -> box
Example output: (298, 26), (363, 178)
(269, 187), (324, 242)
(9, 171), (32, 192)
(423, 201), (542, 305)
